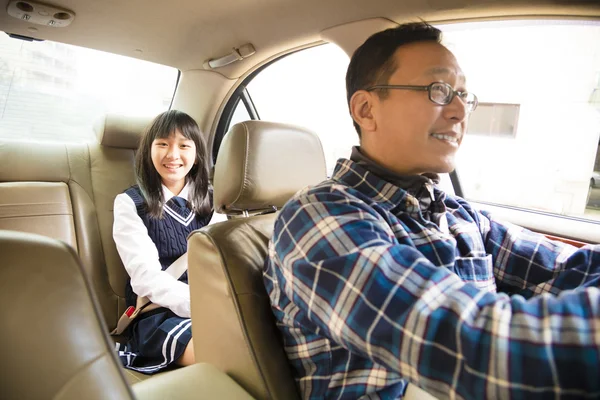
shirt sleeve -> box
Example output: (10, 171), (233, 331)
(112, 193), (191, 318)
(476, 209), (600, 297)
(269, 190), (600, 398)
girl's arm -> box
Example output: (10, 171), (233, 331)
(113, 193), (191, 318)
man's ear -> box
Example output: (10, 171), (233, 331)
(350, 90), (377, 134)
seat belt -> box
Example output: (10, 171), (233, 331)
(110, 252), (188, 336)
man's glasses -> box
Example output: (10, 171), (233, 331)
(365, 82), (479, 113)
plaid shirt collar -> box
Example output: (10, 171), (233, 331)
(331, 157), (448, 219)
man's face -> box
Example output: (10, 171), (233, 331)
(359, 41), (470, 175)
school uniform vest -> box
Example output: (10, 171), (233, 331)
(124, 185), (212, 307)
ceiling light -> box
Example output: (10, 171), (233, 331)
(6, 0), (75, 28)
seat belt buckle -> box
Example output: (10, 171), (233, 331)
(125, 306), (135, 317)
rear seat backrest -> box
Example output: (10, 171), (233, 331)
(0, 141), (93, 268)
(0, 114), (150, 331)
(0, 142), (76, 248)
(89, 114), (150, 328)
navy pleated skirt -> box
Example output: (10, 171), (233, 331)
(115, 308), (192, 374)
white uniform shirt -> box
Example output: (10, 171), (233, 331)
(113, 183), (194, 318)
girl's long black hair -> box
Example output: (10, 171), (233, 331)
(135, 110), (211, 219)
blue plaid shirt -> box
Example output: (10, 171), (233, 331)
(263, 158), (600, 400)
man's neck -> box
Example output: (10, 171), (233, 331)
(358, 147), (424, 176)
(350, 146), (439, 190)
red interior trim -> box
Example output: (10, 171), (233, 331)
(544, 234), (588, 248)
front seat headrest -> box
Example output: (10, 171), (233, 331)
(94, 114), (153, 149)
(213, 121), (327, 214)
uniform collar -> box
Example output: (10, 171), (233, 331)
(162, 182), (191, 202)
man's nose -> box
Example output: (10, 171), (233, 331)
(443, 95), (468, 122)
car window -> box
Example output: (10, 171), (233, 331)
(235, 21), (600, 223)
(245, 44), (356, 177)
(441, 20), (600, 222)
(0, 33), (178, 143)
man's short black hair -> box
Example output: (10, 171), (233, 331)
(346, 22), (442, 137)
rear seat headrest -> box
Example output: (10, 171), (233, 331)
(213, 121), (327, 214)
(94, 114), (153, 149)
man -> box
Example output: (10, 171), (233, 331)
(263, 22), (600, 399)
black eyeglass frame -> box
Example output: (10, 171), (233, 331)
(365, 82), (479, 112)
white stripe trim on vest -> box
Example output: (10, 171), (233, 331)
(163, 205), (195, 227)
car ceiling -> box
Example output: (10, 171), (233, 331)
(0, 0), (599, 79)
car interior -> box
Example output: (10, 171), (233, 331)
(0, 0), (599, 398)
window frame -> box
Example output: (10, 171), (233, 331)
(213, 53), (295, 164)
(168, 70), (182, 110)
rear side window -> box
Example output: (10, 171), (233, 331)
(0, 33), (178, 143)
(245, 44), (356, 176)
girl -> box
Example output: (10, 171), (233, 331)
(113, 110), (212, 373)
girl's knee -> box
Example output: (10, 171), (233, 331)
(177, 338), (195, 366)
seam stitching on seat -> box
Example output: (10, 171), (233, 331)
(85, 144), (99, 206)
(232, 122), (251, 207)
(64, 143), (72, 183)
(63, 145), (81, 255)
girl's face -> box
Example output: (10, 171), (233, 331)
(150, 130), (196, 195)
